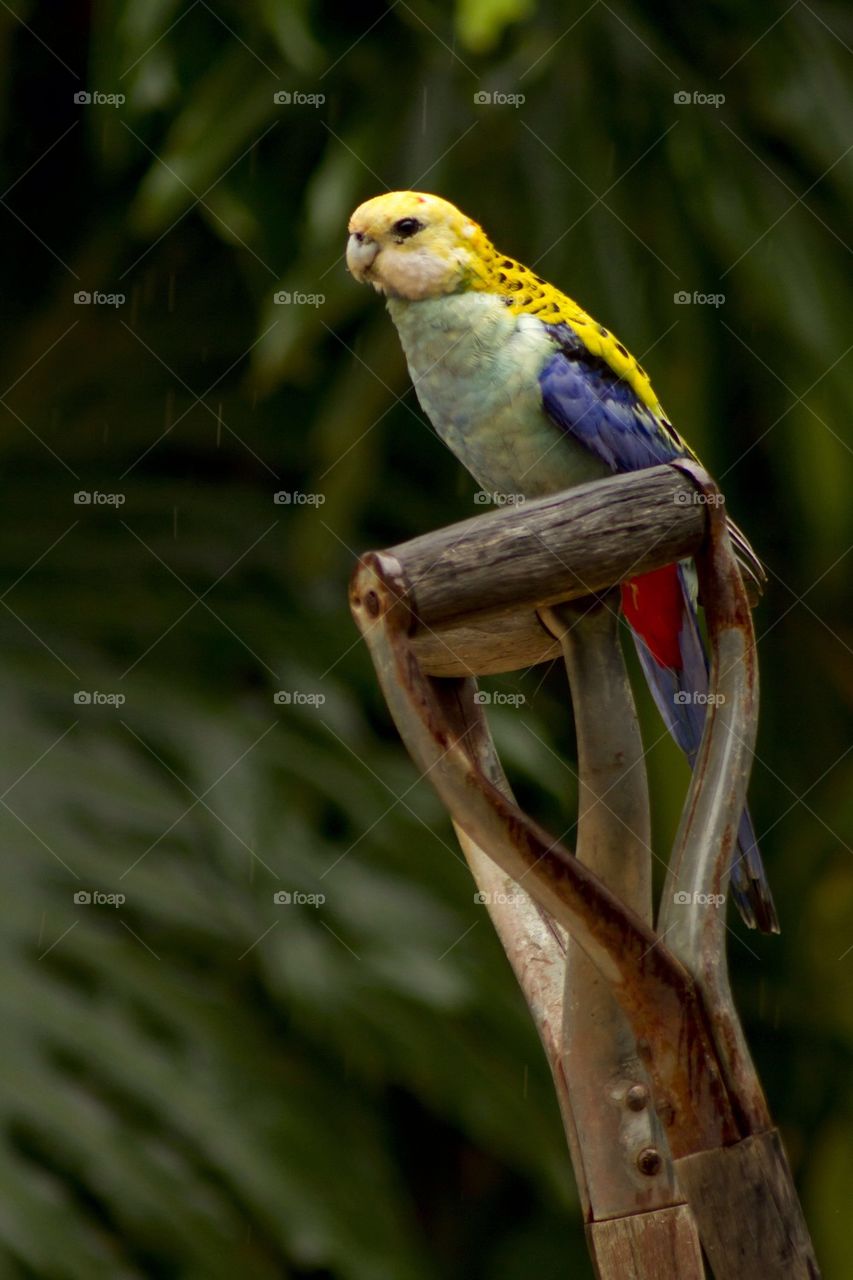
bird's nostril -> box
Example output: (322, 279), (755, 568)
(354, 231), (365, 243)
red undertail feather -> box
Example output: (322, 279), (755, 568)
(620, 566), (684, 670)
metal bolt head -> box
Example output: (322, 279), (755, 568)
(626, 1083), (648, 1112)
(637, 1147), (663, 1177)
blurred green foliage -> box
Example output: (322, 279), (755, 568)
(0, 0), (851, 1275)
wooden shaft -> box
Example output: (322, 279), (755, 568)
(372, 465), (739, 675)
(389, 465), (705, 629)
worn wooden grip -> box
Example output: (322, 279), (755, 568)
(377, 466), (708, 675)
(587, 1205), (705, 1280)
(676, 1131), (820, 1279)
(390, 465), (705, 625)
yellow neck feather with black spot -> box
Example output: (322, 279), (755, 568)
(461, 229), (669, 423)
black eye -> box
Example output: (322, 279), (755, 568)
(391, 217), (423, 239)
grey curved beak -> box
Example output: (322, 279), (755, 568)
(346, 232), (379, 281)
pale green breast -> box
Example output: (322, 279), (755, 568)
(386, 292), (608, 499)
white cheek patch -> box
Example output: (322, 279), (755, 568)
(379, 247), (462, 299)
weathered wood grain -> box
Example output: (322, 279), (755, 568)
(391, 465), (706, 625)
(380, 466), (709, 675)
(676, 1131), (821, 1279)
(587, 1204), (705, 1279)
(409, 608), (561, 676)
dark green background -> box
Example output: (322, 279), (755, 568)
(1, 1), (851, 1275)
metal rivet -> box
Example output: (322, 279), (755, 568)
(626, 1084), (648, 1112)
(637, 1147), (662, 1177)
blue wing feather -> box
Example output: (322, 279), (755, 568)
(538, 324), (683, 472)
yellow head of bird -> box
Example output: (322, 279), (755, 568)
(346, 192), (489, 299)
